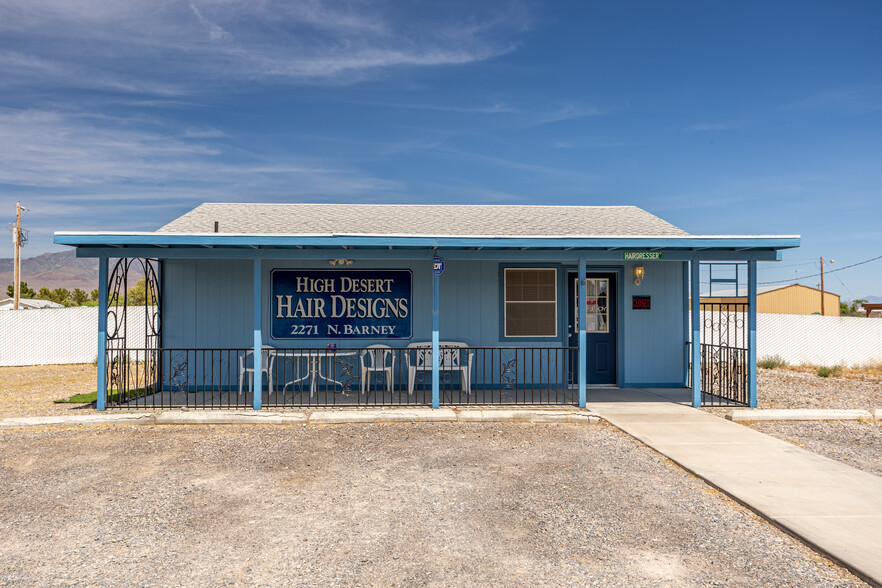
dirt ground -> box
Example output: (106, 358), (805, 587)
(0, 364), (98, 418)
(0, 423), (866, 587)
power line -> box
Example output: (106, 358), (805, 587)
(757, 261), (818, 270)
(759, 254), (882, 285)
(833, 272), (856, 300)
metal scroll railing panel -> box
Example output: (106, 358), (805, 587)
(699, 302), (749, 406)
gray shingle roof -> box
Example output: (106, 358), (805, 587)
(158, 203), (689, 237)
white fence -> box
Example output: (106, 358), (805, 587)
(757, 313), (882, 367)
(0, 306), (152, 367)
(2, 307), (881, 368)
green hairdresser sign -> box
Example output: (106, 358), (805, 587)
(624, 251), (664, 261)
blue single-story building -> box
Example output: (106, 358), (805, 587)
(55, 203), (799, 410)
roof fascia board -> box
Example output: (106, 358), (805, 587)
(73, 246), (783, 262)
(56, 233), (800, 250)
(74, 247), (435, 261)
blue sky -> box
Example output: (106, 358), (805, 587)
(1, 0), (881, 298)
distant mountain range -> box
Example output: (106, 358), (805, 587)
(0, 250), (143, 293)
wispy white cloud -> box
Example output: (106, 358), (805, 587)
(553, 139), (639, 149)
(785, 84), (882, 114)
(0, 0), (533, 92)
(0, 108), (217, 186)
(685, 122), (741, 132)
(0, 107), (405, 201)
(351, 100), (518, 114)
(183, 127), (226, 139)
(535, 102), (604, 125)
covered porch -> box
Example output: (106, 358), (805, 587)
(54, 203), (800, 410)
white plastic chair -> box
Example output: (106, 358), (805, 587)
(406, 342), (473, 395)
(360, 344), (395, 393)
(238, 346), (276, 395)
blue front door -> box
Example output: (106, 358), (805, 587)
(568, 272), (617, 385)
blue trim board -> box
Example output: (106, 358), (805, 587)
(71, 246), (785, 262)
(55, 232), (800, 251)
(612, 266), (625, 390)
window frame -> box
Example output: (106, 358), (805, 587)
(501, 267), (559, 339)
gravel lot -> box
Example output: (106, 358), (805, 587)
(744, 420), (882, 477)
(755, 368), (882, 411)
(0, 422), (866, 587)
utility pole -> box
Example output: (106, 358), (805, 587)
(13, 201), (21, 310)
(819, 257), (834, 316)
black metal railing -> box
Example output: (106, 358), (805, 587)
(696, 302), (749, 406)
(103, 346), (577, 408)
(268, 346), (577, 407)
(700, 343), (749, 406)
(441, 347), (577, 405)
(106, 348), (253, 409)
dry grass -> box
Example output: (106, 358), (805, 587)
(779, 364), (882, 381)
(0, 364), (98, 418)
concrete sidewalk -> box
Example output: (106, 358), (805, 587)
(588, 388), (882, 586)
(0, 407), (599, 430)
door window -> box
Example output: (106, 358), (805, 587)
(574, 278), (609, 333)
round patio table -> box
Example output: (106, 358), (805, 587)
(278, 350), (357, 397)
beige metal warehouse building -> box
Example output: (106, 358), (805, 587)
(701, 284), (840, 316)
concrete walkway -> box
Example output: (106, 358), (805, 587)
(588, 388), (882, 586)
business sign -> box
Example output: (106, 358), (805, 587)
(632, 295), (651, 310)
(271, 269), (412, 339)
(624, 251), (664, 261)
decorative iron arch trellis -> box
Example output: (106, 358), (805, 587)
(105, 258), (161, 406)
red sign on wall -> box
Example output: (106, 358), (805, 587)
(632, 295), (651, 310)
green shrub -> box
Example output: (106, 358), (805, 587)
(758, 355), (787, 369)
(817, 365), (843, 378)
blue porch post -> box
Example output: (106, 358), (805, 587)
(682, 261), (690, 387)
(431, 260), (440, 409)
(96, 257), (108, 411)
(253, 256), (262, 410)
(691, 260), (701, 407)
(578, 258), (587, 408)
(748, 260), (758, 407)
